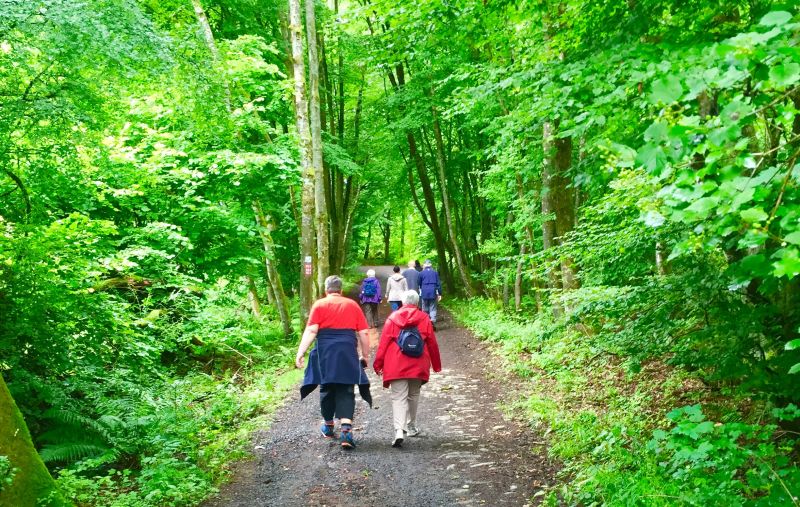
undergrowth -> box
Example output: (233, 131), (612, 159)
(448, 297), (800, 506)
(54, 365), (301, 506)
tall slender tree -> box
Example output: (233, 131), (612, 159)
(289, 0), (316, 318)
(305, 0), (330, 288)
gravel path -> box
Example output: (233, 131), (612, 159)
(203, 266), (557, 507)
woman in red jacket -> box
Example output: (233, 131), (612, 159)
(373, 290), (442, 447)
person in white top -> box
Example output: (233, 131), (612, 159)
(384, 265), (408, 312)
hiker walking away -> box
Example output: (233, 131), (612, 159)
(373, 290), (442, 447)
(385, 265), (408, 312)
(414, 259), (423, 272)
(402, 260), (421, 297)
(419, 260), (442, 326)
(296, 275), (372, 450)
(360, 269), (381, 328)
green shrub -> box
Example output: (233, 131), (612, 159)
(0, 456), (18, 493)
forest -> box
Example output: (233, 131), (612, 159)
(1, 0), (799, 505)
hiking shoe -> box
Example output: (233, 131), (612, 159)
(392, 429), (404, 448)
(320, 423), (335, 438)
(406, 424), (420, 437)
(340, 431), (355, 450)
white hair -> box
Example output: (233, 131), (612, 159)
(325, 275), (342, 293)
(366, 269), (375, 277)
(401, 290), (420, 306)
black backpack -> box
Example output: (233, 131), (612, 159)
(396, 325), (425, 358)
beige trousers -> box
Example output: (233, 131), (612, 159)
(389, 379), (422, 432)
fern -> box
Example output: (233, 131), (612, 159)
(39, 443), (115, 464)
(42, 408), (116, 444)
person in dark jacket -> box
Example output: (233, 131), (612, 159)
(296, 276), (372, 450)
(359, 269), (381, 328)
(402, 260), (421, 296)
(419, 259), (442, 325)
(373, 290), (442, 447)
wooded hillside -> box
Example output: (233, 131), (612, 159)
(1, 0), (799, 505)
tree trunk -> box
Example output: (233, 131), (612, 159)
(431, 108), (473, 296)
(289, 0), (315, 319)
(387, 62), (454, 292)
(0, 375), (68, 506)
(254, 201), (294, 336)
(542, 120), (578, 306)
(382, 209), (391, 264)
(246, 276), (262, 318)
(305, 0), (330, 286)
(399, 202), (406, 258)
(406, 131), (455, 293)
(192, 0), (231, 112)
(515, 243), (526, 312)
(542, 121), (563, 315)
(364, 221), (372, 260)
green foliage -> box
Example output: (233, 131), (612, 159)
(649, 404), (800, 506)
(0, 0), (305, 504)
(449, 299), (800, 506)
(0, 456), (18, 493)
(54, 366), (302, 507)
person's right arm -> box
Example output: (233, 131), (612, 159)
(373, 321), (394, 374)
(295, 324), (319, 368)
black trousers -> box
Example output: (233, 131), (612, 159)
(320, 383), (355, 421)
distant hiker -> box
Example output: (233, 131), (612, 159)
(414, 259), (423, 272)
(419, 260), (442, 326)
(296, 275), (372, 450)
(402, 260), (421, 295)
(360, 269), (382, 329)
(373, 290), (442, 447)
(385, 265), (408, 312)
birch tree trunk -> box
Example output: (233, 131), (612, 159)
(289, 0), (315, 319)
(254, 201), (294, 336)
(192, 0), (231, 112)
(305, 0), (330, 287)
(193, 0), (295, 327)
(246, 276), (262, 318)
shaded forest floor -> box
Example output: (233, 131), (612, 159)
(203, 265), (557, 506)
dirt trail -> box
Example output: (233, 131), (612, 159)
(204, 266), (556, 506)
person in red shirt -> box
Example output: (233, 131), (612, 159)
(296, 275), (372, 449)
(373, 290), (442, 447)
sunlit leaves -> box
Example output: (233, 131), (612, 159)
(649, 75), (684, 104)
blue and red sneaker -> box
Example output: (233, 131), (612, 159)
(320, 423), (335, 439)
(340, 430), (355, 449)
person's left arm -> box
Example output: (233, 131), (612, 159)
(425, 321), (442, 372)
(355, 307), (371, 366)
(436, 274), (443, 300)
(295, 324), (319, 368)
(357, 329), (370, 367)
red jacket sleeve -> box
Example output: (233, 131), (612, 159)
(421, 319), (442, 372)
(373, 318), (396, 373)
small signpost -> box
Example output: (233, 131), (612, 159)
(304, 256), (313, 276)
